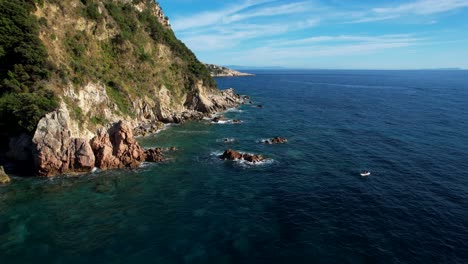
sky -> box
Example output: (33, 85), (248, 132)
(159, 0), (468, 69)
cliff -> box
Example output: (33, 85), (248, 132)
(0, 0), (241, 176)
(205, 64), (254, 77)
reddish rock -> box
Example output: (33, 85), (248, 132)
(91, 128), (121, 170)
(242, 154), (264, 163)
(220, 149), (243, 160)
(70, 138), (95, 172)
(91, 121), (146, 170)
(220, 149), (265, 163)
(145, 148), (164, 162)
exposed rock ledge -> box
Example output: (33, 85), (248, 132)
(30, 88), (242, 177)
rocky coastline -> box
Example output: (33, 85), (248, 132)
(1, 88), (243, 178)
(205, 64), (255, 77)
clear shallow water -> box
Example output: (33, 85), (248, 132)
(1, 70), (468, 263)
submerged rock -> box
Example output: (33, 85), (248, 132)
(233, 119), (242, 124)
(219, 149), (265, 163)
(0, 166), (11, 185)
(263, 137), (288, 144)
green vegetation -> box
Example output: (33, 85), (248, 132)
(0, 0), (216, 139)
(0, 0), (58, 136)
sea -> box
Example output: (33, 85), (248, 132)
(1, 70), (467, 263)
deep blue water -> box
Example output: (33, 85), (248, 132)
(1, 70), (468, 263)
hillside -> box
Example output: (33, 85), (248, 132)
(205, 64), (254, 77)
(0, 0), (240, 176)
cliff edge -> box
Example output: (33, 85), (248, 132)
(0, 0), (242, 176)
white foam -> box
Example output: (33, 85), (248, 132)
(237, 158), (275, 167)
(225, 108), (244, 113)
(211, 120), (232, 124)
(217, 138), (236, 143)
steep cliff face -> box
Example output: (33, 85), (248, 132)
(0, 0), (241, 176)
(34, 0), (218, 133)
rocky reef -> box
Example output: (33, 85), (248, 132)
(263, 137), (288, 144)
(220, 149), (265, 163)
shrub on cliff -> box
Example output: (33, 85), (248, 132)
(0, 0), (58, 136)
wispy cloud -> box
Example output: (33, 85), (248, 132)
(373, 0), (468, 15)
(223, 2), (313, 23)
(166, 0), (467, 68)
(348, 0), (468, 23)
(171, 0), (274, 31)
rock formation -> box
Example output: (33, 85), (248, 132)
(0, 166), (11, 185)
(220, 149), (265, 163)
(32, 105), (96, 177)
(91, 121), (146, 170)
(0, 0), (245, 177)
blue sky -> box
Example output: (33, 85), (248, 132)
(159, 0), (468, 69)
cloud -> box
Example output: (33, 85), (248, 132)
(220, 34), (423, 65)
(223, 2), (314, 24)
(373, 0), (468, 15)
(272, 34), (423, 47)
(181, 20), (320, 51)
(171, 0), (274, 31)
(348, 0), (468, 23)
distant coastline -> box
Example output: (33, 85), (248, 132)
(205, 64), (255, 77)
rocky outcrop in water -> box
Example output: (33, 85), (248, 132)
(220, 149), (265, 163)
(145, 148), (164, 162)
(263, 137), (288, 144)
(91, 121), (146, 170)
(0, 166), (11, 185)
(32, 105), (96, 177)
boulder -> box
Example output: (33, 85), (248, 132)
(233, 119), (242, 124)
(70, 138), (96, 172)
(0, 166), (11, 185)
(220, 149), (243, 160)
(145, 148), (164, 162)
(242, 154), (264, 163)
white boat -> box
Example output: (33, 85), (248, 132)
(360, 171), (371, 177)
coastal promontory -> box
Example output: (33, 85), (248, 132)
(0, 0), (241, 177)
(204, 64), (255, 77)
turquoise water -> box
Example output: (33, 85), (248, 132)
(1, 70), (468, 263)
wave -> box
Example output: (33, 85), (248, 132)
(216, 138), (236, 143)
